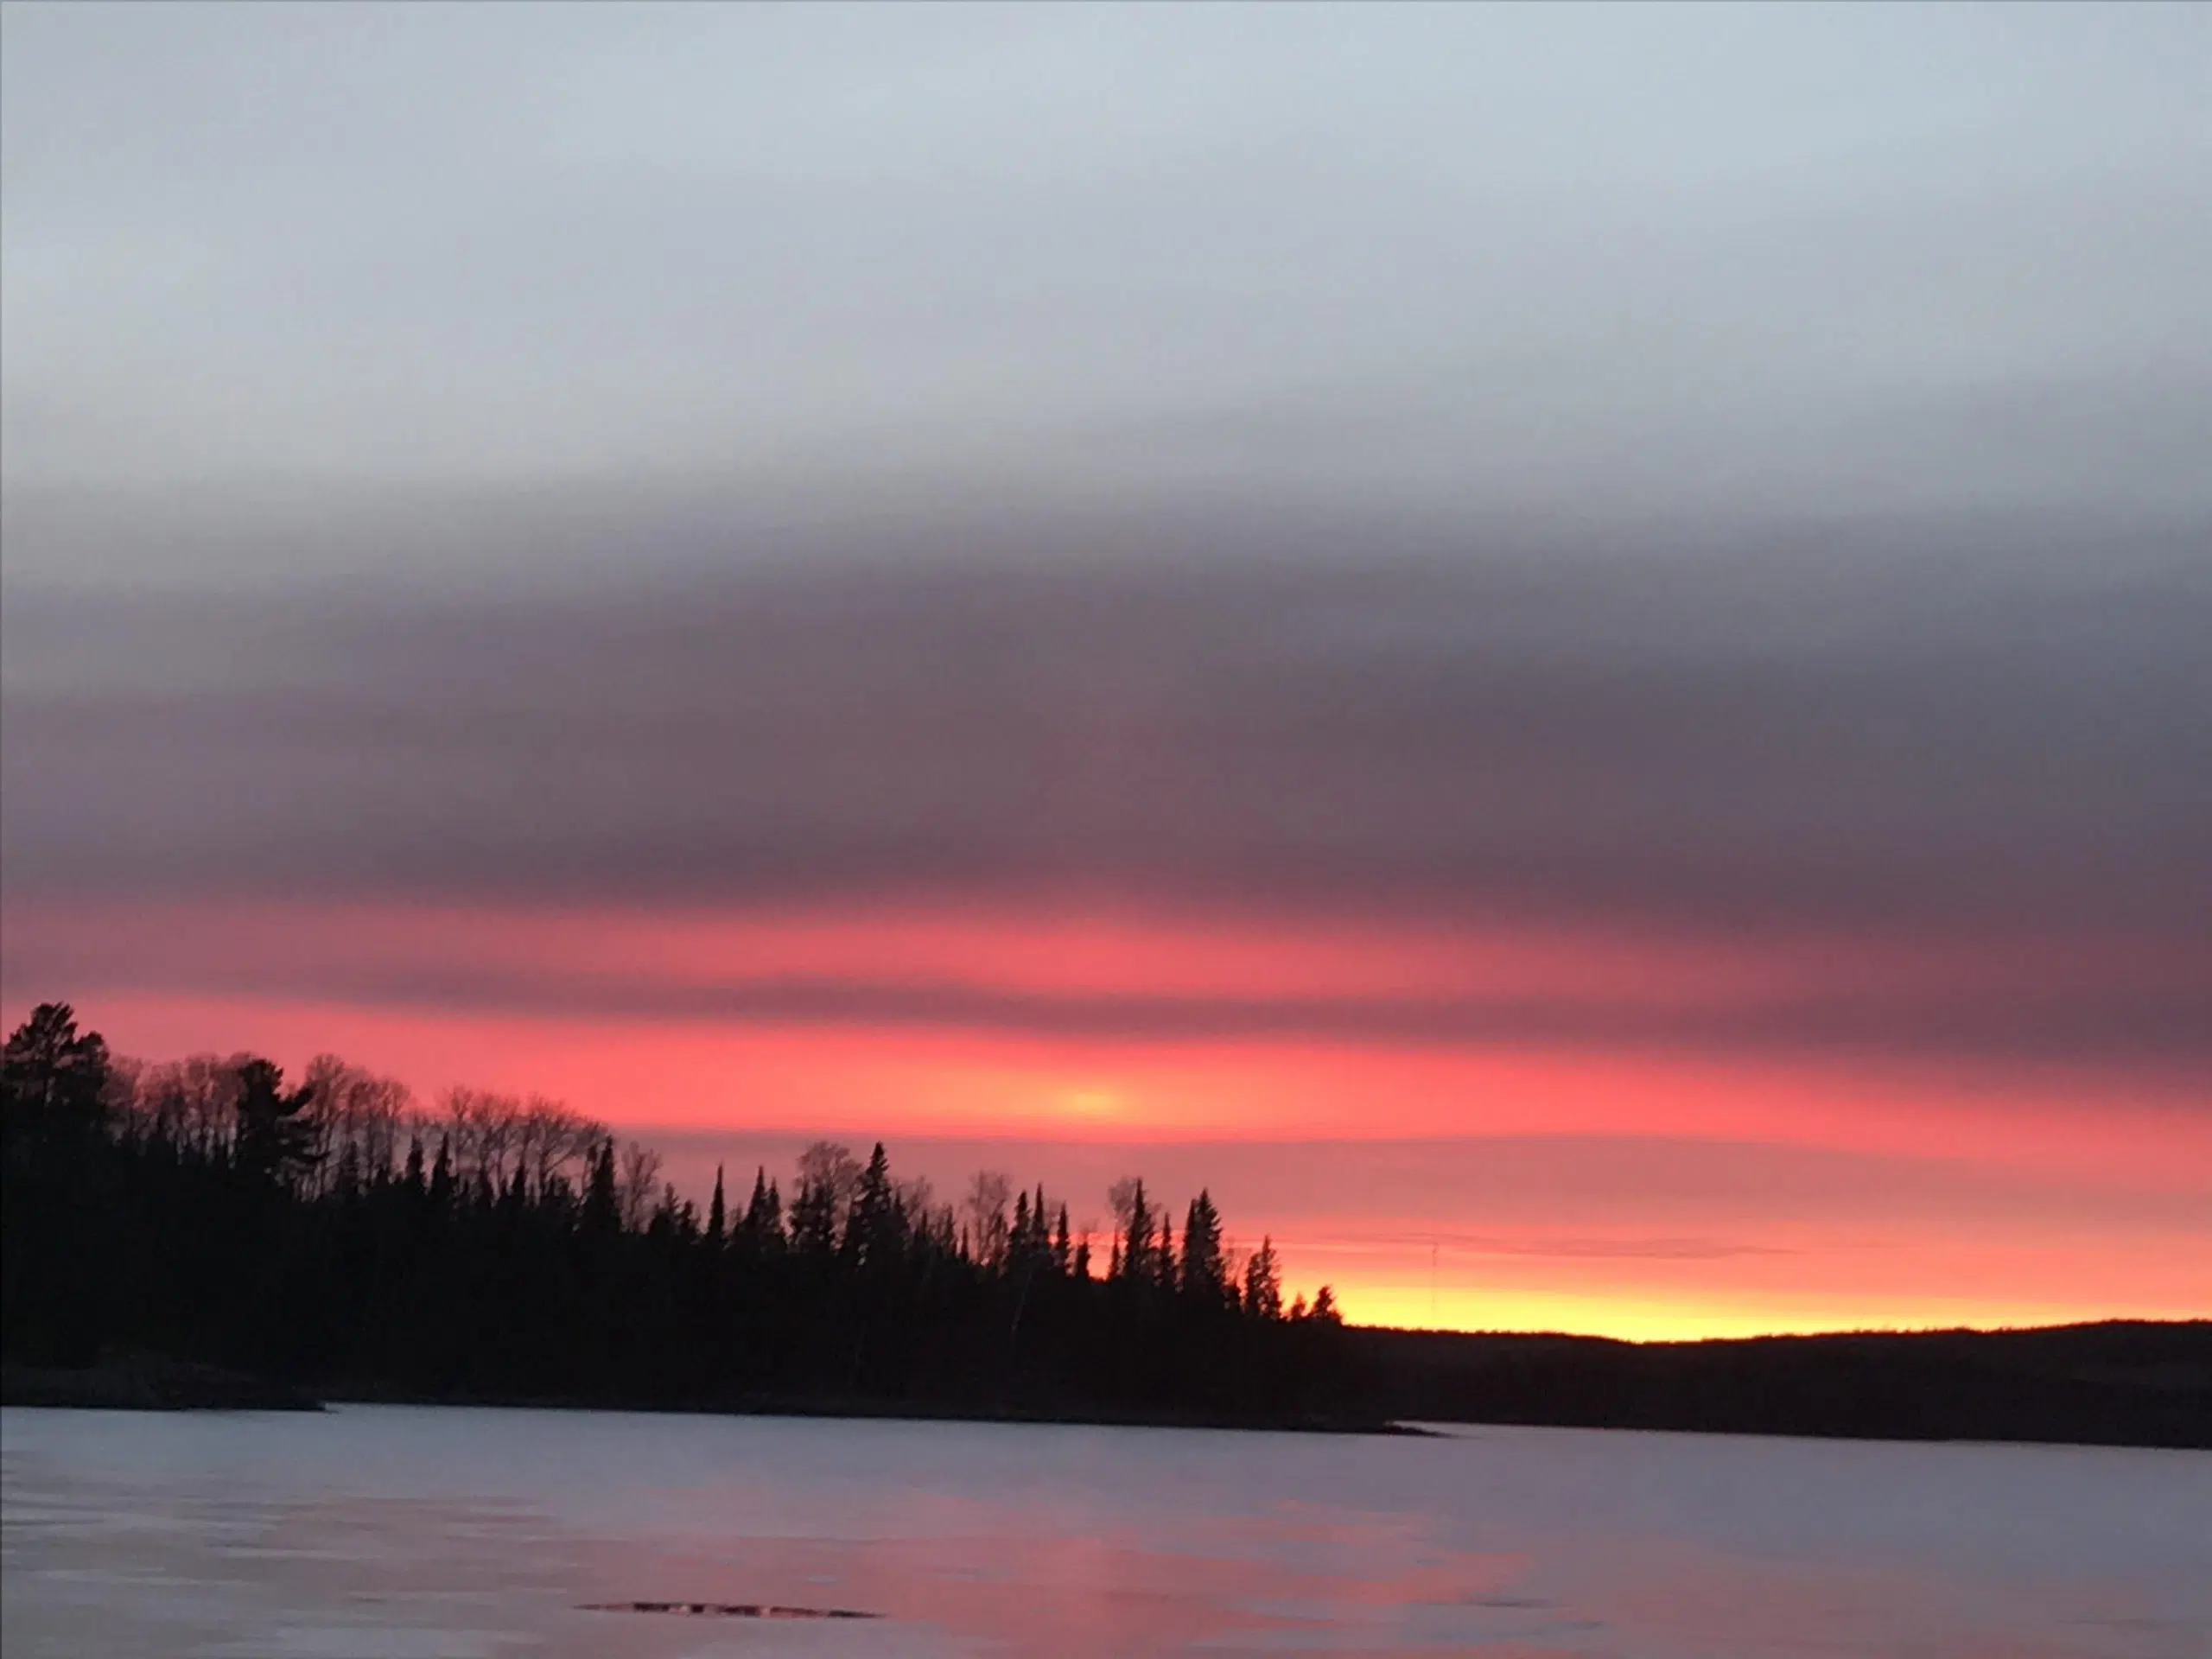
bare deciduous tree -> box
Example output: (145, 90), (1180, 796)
(965, 1169), (1013, 1266)
(1106, 1177), (1142, 1230)
(302, 1054), (412, 1194)
(618, 1140), (664, 1231)
(796, 1141), (861, 1211)
(442, 1086), (525, 1188)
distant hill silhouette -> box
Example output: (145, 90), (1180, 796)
(1357, 1321), (2212, 1447)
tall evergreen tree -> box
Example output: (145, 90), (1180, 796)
(845, 1142), (899, 1269)
(1, 1002), (112, 1148)
(790, 1174), (840, 1257)
(1115, 1179), (1153, 1283)
(581, 1139), (618, 1234)
(1181, 1190), (1225, 1303)
(232, 1058), (320, 1187)
(739, 1166), (784, 1253)
(1243, 1236), (1283, 1320)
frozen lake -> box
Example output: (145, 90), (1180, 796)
(3, 1405), (2206, 1656)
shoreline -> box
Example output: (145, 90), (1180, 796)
(1, 1360), (323, 1414)
(10, 1318), (2202, 1449)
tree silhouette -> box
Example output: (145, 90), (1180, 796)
(739, 1166), (784, 1254)
(1181, 1190), (1226, 1304)
(582, 1139), (619, 1234)
(2, 1002), (112, 1147)
(1109, 1177), (1154, 1283)
(791, 1141), (858, 1255)
(3, 1004), (1351, 1425)
(232, 1058), (320, 1187)
(845, 1142), (901, 1269)
(1243, 1236), (1283, 1320)
(707, 1165), (728, 1247)
(964, 1169), (1013, 1267)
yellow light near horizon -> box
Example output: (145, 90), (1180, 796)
(1328, 1280), (2160, 1344)
(1059, 1087), (1122, 1120)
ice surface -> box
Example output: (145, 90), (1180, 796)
(3, 1406), (2207, 1656)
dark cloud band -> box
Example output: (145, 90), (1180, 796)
(6, 524), (2208, 950)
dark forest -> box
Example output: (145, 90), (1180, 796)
(8, 1001), (2204, 1446)
(2, 1003), (1359, 1424)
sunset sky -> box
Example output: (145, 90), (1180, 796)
(3, 3), (2208, 1337)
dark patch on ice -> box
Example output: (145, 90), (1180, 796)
(580, 1599), (880, 1619)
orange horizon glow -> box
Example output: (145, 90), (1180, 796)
(4, 896), (2206, 1342)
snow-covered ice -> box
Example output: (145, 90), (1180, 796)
(4, 1405), (2206, 1656)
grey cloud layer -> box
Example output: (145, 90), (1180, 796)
(3, 5), (2208, 1071)
(6, 524), (2208, 960)
(6, 951), (2208, 1071)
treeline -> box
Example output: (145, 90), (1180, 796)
(2, 1004), (1357, 1423)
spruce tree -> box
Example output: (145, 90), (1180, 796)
(582, 1139), (618, 1233)
(1243, 1236), (1282, 1319)
(845, 1141), (898, 1268)
(1116, 1179), (1152, 1283)
(1, 1003), (111, 1149)
(232, 1058), (320, 1188)
(1180, 1190), (1225, 1304)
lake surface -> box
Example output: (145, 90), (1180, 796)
(3, 1406), (2206, 1657)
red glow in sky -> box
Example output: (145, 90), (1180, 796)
(11, 899), (2203, 1339)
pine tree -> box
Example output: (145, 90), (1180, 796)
(1243, 1236), (1282, 1320)
(707, 1164), (728, 1247)
(581, 1139), (617, 1233)
(736, 1166), (772, 1250)
(428, 1134), (456, 1210)
(791, 1173), (840, 1257)
(741, 1170), (785, 1254)
(1180, 1190), (1225, 1303)
(1116, 1179), (1153, 1283)
(1, 1002), (112, 1149)
(232, 1058), (320, 1188)
(845, 1141), (899, 1268)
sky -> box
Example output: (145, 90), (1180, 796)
(3, 2), (2208, 1337)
